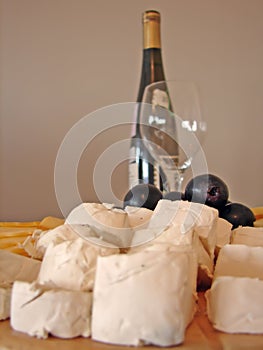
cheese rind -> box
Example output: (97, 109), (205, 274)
(206, 276), (263, 334)
(92, 249), (197, 347)
(10, 281), (92, 339)
(214, 244), (263, 280)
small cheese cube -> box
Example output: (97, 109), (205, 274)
(10, 281), (92, 339)
(206, 276), (263, 334)
(92, 249), (197, 347)
(214, 244), (263, 280)
(231, 226), (263, 247)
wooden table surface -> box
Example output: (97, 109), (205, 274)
(1, 293), (263, 350)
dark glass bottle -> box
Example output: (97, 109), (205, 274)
(129, 10), (167, 190)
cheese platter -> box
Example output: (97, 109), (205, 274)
(1, 200), (263, 348)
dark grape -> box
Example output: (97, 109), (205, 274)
(123, 184), (162, 210)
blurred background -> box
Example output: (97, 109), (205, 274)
(1, 0), (263, 220)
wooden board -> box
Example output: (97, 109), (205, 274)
(1, 293), (263, 349)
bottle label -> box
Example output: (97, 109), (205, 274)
(130, 103), (139, 138)
(128, 145), (139, 188)
(153, 165), (161, 190)
(152, 88), (169, 109)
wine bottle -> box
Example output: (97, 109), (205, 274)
(129, 10), (171, 190)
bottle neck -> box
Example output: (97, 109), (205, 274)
(136, 48), (165, 102)
(143, 18), (161, 49)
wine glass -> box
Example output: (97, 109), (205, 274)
(140, 80), (207, 193)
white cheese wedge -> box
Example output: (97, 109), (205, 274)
(37, 237), (119, 291)
(231, 226), (263, 246)
(65, 203), (153, 248)
(130, 200), (218, 287)
(120, 205), (153, 228)
(0, 286), (11, 320)
(130, 216), (195, 250)
(214, 244), (263, 280)
(133, 224), (212, 282)
(67, 202), (130, 227)
(146, 200), (218, 258)
(36, 224), (78, 251)
(129, 242), (198, 294)
(0, 250), (41, 287)
(19, 230), (44, 258)
(10, 281), (92, 339)
(206, 276), (263, 334)
(21, 224), (79, 259)
(66, 203), (152, 229)
(92, 249), (197, 347)
(0, 251), (41, 320)
(185, 202), (218, 261)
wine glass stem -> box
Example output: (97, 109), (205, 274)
(164, 169), (184, 193)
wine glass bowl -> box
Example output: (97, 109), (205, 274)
(140, 80), (207, 192)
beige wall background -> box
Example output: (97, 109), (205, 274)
(1, 0), (263, 221)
